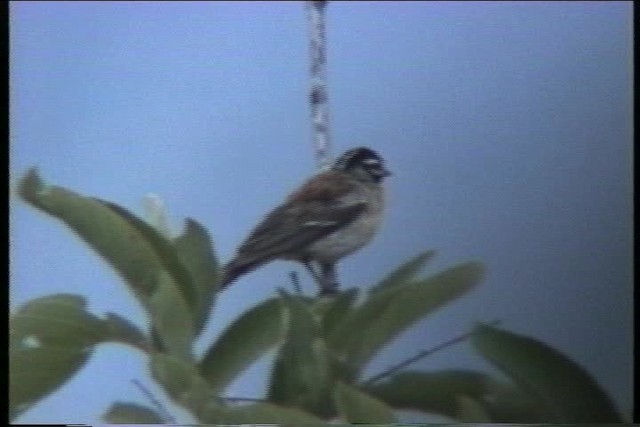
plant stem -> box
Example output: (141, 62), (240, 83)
(131, 378), (177, 424)
(362, 319), (502, 386)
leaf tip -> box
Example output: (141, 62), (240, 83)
(17, 167), (44, 202)
(462, 261), (486, 283)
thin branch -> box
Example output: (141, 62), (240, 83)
(363, 319), (502, 386)
(306, 1), (332, 170)
(131, 378), (177, 424)
(289, 270), (302, 294)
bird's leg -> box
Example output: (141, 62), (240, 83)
(303, 260), (338, 296)
(319, 263), (339, 296)
(303, 260), (324, 288)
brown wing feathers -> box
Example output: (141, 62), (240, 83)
(221, 172), (366, 287)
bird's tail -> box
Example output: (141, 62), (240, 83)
(219, 259), (263, 290)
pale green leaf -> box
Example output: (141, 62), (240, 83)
(10, 294), (106, 348)
(335, 262), (484, 373)
(18, 169), (198, 317)
(102, 402), (166, 424)
(200, 298), (286, 393)
(365, 369), (496, 418)
(456, 395), (491, 422)
(320, 288), (359, 335)
(471, 324), (622, 423)
(10, 347), (91, 421)
(9, 294), (105, 421)
(148, 272), (194, 361)
(369, 250), (436, 294)
(334, 381), (396, 423)
(201, 402), (326, 424)
(102, 312), (150, 352)
(327, 282), (406, 354)
(150, 353), (216, 416)
(173, 218), (219, 335)
(268, 291), (332, 415)
(483, 381), (546, 422)
(100, 199), (197, 313)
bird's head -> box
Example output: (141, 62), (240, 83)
(332, 147), (392, 183)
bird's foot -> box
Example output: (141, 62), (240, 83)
(318, 280), (339, 296)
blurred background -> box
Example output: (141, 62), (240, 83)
(10, 1), (633, 423)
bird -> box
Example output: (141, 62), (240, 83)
(220, 146), (391, 295)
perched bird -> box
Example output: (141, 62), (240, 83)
(220, 147), (391, 294)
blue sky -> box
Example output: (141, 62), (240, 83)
(10, 1), (632, 423)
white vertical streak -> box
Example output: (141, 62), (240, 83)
(306, 1), (331, 171)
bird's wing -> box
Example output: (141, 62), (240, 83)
(232, 171), (366, 266)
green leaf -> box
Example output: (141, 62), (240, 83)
(10, 347), (92, 421)
(365, 369), (545, 423)
(102, 312), (151, 352)
(100, 199), (197, 314)
(456, 395), (491, 422)
(153, 354), (195, 397)
(9, 294), (105, 420)
(150, 353), (216, 417)
(483, 381), (546, 423)
(334, 381), (396, 423)
(10, 294), (106, 348)
(268, 291), (332, 415)
(173, 218), (219, 335)
(471, 324), (622, 423)
(364, 369), (497, 419)
(369, 250), (436, 294)
(320, 288), (359, 335)
(18, 169), (197, 317)
(148, 272), (194, 361)
(200, 297), (286, 393)
(334, 262), (483, 373)
(102, 402), (166, 424)
(201, 402), (326, 424)
(327, 282), (406, 354)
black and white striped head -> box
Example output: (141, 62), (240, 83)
(332, 147), (392, 183)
